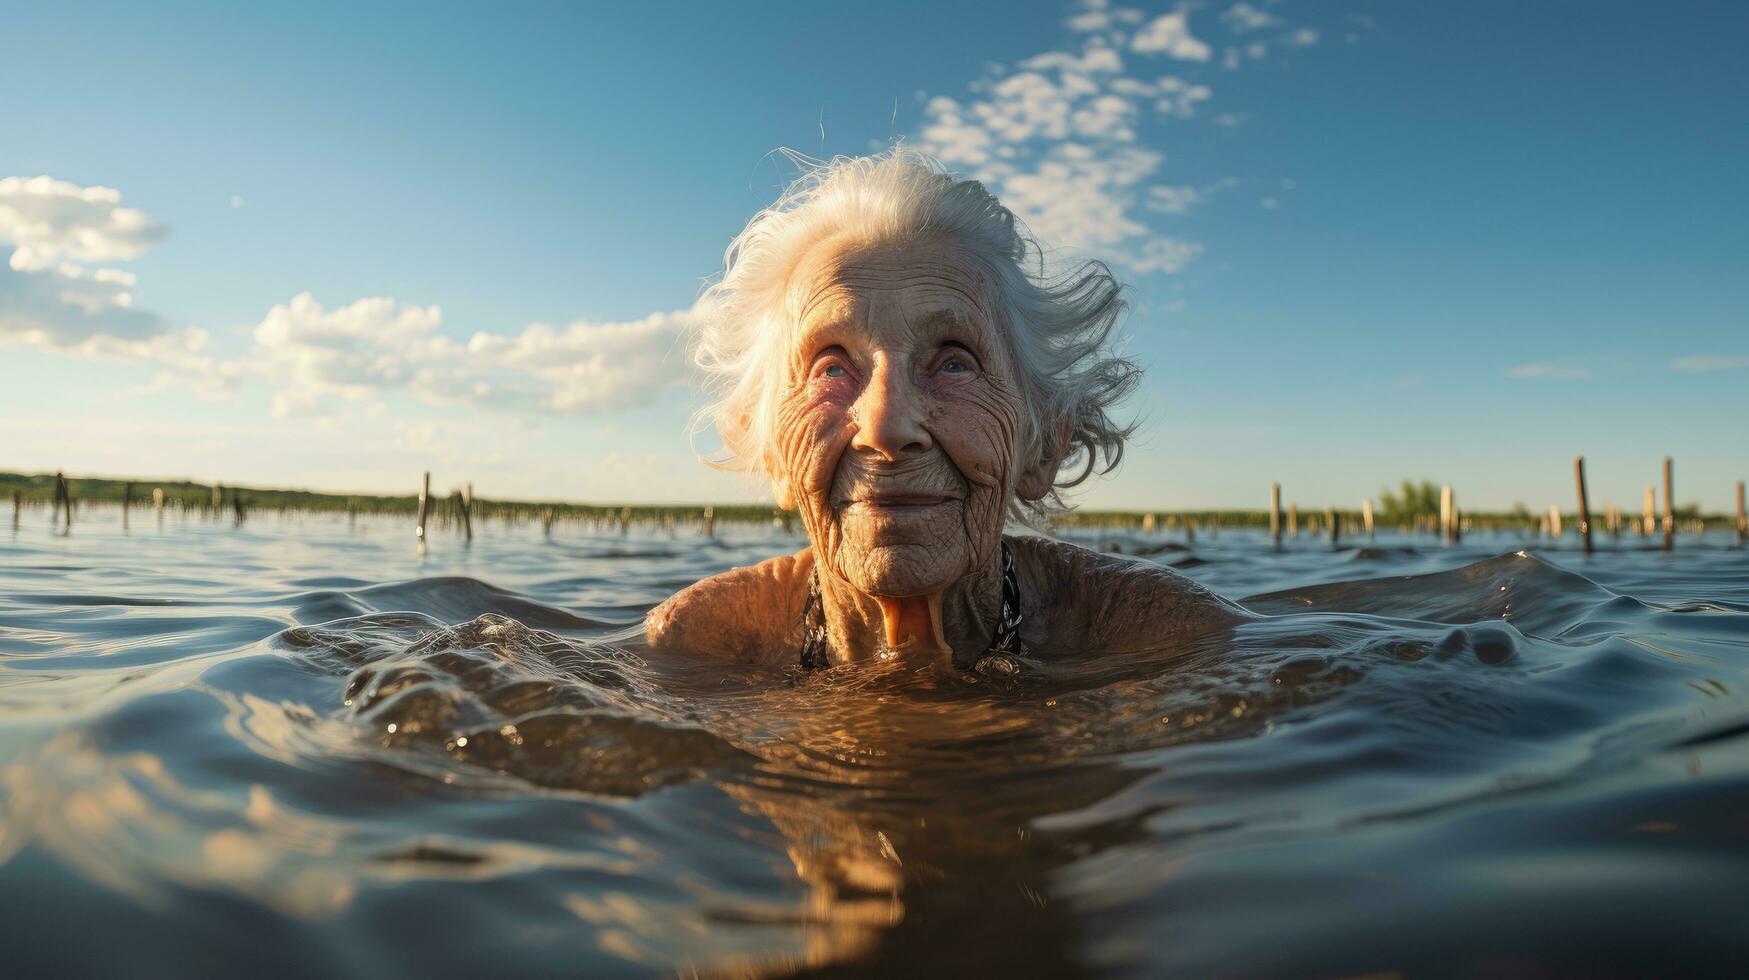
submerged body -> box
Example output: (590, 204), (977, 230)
(647, 533), (1245, 666)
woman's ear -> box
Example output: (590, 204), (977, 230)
(1015, 421), (1072, 502)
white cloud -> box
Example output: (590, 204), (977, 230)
(1126, 237), (1203, 275)
(1021, 45), (1125, 75)
(0, 175), (167, 271)
(0, 176), (697, 420)
(1221, 3), (1279, 34)
(1670, 354), (1749, 373)
(1146, 184), (1202, 214)
(252, 292), (446, 406)
(916, 11), (1237, 279)
(1507, 363), (1593, 381)
(908, 0), (1329, 283)
(0, 175), (177, 351)
(1131, 8), (1212, 62)
(1065, 0), (1143, 33)
(248, 292), (694, 418)
(1145, 177), (1236, 215)
(923, 26), (1224, 276)
(457, 310), (693, 414)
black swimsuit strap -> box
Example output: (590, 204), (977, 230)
(800, 541), (1021, 670)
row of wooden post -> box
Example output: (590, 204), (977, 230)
(13, 466), (1747, 551)
(1262, 456), (1744, 553)
(1269, 483), (1378, 549)
(409, 474), (728, 549)
(1570, 455), (1697, 554)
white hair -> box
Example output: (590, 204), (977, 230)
(692, 147), (1140, 522)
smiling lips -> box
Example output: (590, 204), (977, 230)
(842, 492), (961, 516)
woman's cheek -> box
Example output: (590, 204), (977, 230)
(931, 382), (1019, 491)
(776, 388), (854, 495)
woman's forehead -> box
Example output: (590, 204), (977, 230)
(789, 237), (996, 329)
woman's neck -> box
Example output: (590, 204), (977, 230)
(813, 542), (1005, 666)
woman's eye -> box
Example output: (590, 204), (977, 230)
(822, 363), (846, 378)
(940, 357), (972, 375)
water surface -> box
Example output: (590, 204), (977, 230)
(3, 509), (1747, 977)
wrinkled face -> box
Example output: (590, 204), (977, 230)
(773, 236), (1028, 597)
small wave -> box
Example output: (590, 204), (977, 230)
(277, 612), (756, 797)
(1243, 550), (1650, 636)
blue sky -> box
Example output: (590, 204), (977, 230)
(3, 0), (1746, 511)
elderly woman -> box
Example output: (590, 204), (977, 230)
(647, 150), (1243, 668)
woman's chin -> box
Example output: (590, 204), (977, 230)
(840, 542), (969, 598)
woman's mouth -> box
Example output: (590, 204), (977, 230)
(842, 493), (960, 516)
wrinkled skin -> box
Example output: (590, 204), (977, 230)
(647, 236), (1247, 666)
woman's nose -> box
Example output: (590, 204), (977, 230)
(850, 358), (933, 459)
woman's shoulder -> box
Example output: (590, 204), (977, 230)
(1005, 533), (1249, 652)
(644, 547), (814, 662)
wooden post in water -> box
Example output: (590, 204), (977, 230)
(211, 483), (223, 520)
(416, 471), (432, 546)
(53, 471), (72, 531)
(1548, 505), (1563, 538)
(1574, 455), (1594, 554)
(1270, 484), (1282, 548)
(11, 490), (19, 530)
(702, 505), (716, 538)
(1142, 512), (1156, 534)
(542, 508), (555, 537)
(153, 487), (165, 517)
(1737, 480), (1746, 547)
(1362, 499), (1375, 540)
(1643, 487), (1655, 537)
(453, 486), (473, 541)
(1287, 503), (1298, 539)
(1662, 457), (1675, 551)
(1440, 485), (1454, 545)
(1328, 508), (1341, 548)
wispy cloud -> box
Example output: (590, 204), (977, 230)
(1507, 362), (1593, 381)
(1220, 3), (1279, 34)
(1670, 354), (1749, 373)
(917, 1), (1326, 279)
(1131, 7), (1213, 61)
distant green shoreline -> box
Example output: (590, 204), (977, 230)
(6, 469), (1735, 532)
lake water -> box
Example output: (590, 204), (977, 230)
(3, 507), (1747, 977)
